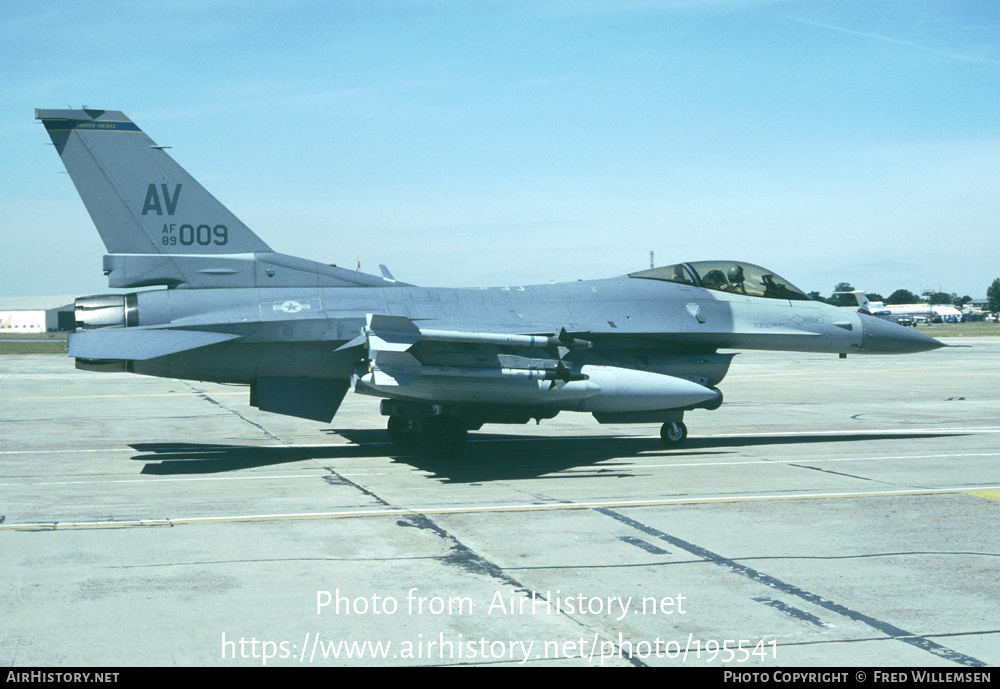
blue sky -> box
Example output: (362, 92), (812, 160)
(4, 0), (998, 298)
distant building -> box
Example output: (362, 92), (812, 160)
(962, 298), (993, 322)
(0, 296), (76, 333)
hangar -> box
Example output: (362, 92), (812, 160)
(0, 296), (76, 334)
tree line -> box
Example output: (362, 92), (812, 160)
(811, 279), (1000, 313)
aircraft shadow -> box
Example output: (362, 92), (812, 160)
(379, 431), (961, 483)
(132, 430), (960, 483)
(132, 441), (390, 475)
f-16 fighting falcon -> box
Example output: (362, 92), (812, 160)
(36, 108), (943, 458)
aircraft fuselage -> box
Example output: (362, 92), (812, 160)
(71, 274), (924, 386)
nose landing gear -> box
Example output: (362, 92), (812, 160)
(660, 421), (687, 447)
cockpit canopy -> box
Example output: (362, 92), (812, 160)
(629, 261), (811, 301)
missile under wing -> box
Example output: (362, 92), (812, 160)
(36, 108), (943, 457)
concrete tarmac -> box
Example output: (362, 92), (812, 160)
(1, 339), (998, 666)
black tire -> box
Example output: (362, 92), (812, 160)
(660, 421), (687, 447)
(420, 416), (469, 459)
(387, 416), (419, 449)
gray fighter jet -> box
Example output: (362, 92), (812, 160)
(36, 108), (942, 457)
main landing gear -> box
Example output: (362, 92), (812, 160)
(660, 421), (687, 447)
(387, 415), (469, 459)
(386, 408), (692, 457)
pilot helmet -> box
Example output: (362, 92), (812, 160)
(727, 265), (745, 283)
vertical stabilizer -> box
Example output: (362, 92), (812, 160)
(36, 108), (271, 256)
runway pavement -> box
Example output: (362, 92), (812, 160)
(1, 339), (998, 666)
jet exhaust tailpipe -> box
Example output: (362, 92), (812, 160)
(75, 294), (138, 330)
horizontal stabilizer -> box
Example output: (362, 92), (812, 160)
(69, 328), (241, 361)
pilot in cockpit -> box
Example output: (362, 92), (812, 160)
(722, 265), (747, 294)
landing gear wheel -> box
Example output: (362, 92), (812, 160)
(387, 416), (419, 449)
(420, 416), (469, 459)
(660, 421), (687, 447)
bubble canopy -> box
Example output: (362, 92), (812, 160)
(629, 261), (812, 301)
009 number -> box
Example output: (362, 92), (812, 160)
(161, 224), (229, 246)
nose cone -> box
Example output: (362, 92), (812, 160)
(858, 314), (944, 353)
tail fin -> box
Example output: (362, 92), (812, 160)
(36, 108), (271, 256)
(833, 290), (872, 315)
(37, 108), (398, 289)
